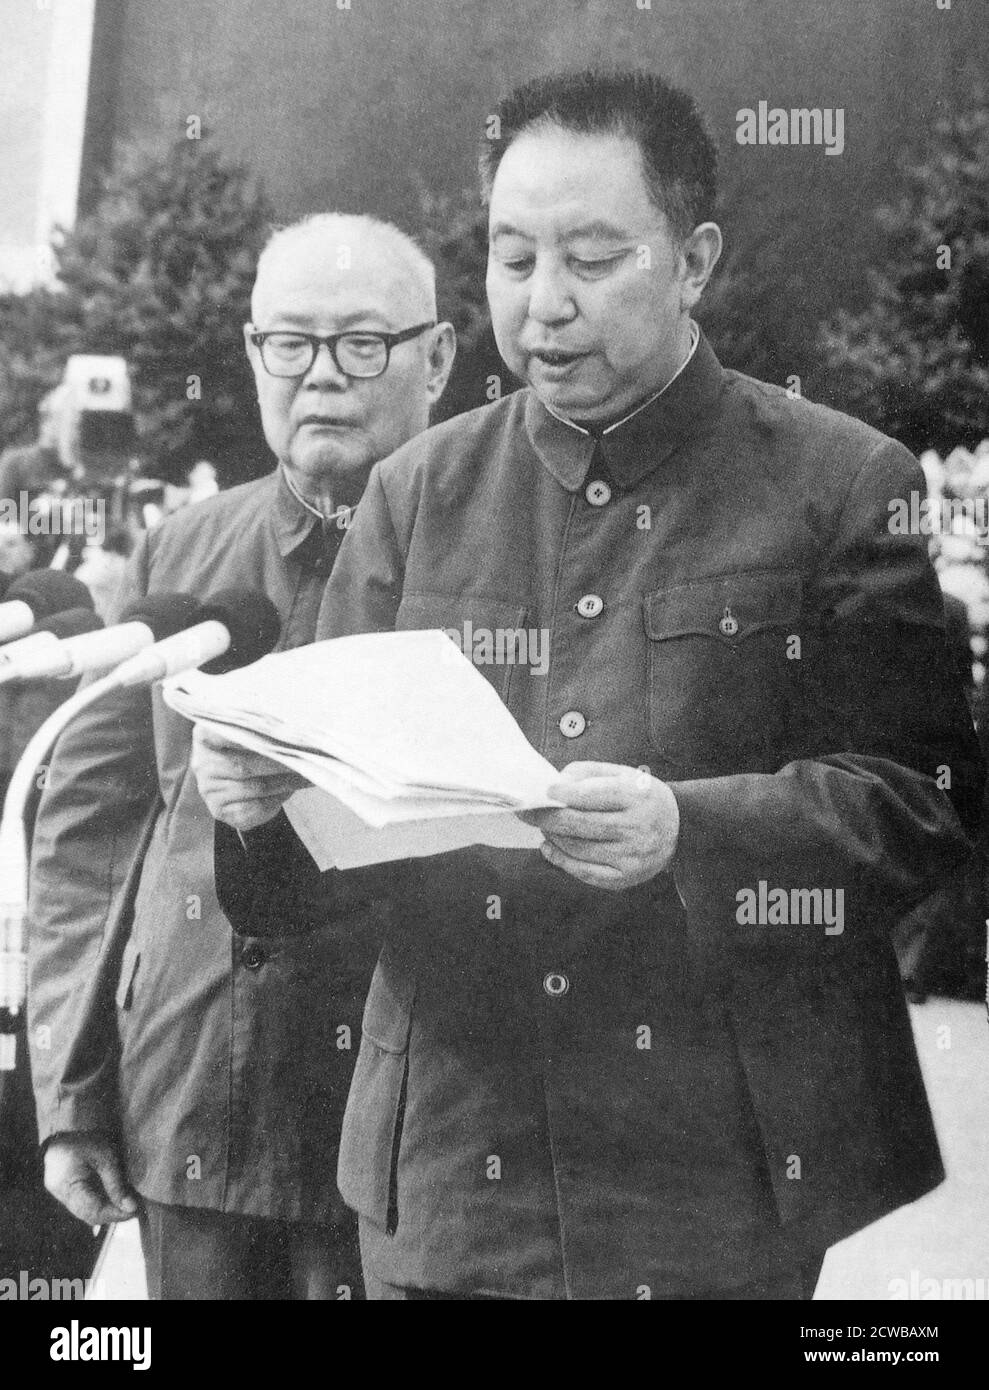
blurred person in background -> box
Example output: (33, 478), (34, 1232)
(0, 388), (73, 515)
(27, 212), (455, 1300)
(71, 536), (131, 623)
(0, 389), (77, 569)
(0, 518), (34, 581)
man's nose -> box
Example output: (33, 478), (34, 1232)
(526, 264), (576, 325)
(303, 341), (349, 389)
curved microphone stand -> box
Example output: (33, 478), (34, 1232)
(0, 671), (123, 1070)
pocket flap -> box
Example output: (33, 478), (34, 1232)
(644, 571), (802, 643)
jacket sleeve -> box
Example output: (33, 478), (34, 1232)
(214, 465), (407, 935)
(27, 534), (160, 1143)
(669, 438), (984, 952)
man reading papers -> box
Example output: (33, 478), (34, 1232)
(193, 70), (983, 1300)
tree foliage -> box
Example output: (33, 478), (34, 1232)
(0, 135), (274, 483)
(820, 96), (989, 452)
(416, 185), (511, 421)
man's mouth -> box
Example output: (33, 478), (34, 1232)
(531, 349), (586, 368)
(299, 416), (353, 428)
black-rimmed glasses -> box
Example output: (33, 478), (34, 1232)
(249, 323), (436, 379)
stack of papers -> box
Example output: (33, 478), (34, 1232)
(162, 629), (563, 869)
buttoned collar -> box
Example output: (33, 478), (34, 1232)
(524, 325), (724, 492)
(273, 464), (350, 574)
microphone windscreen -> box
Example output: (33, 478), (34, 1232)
(34, 607), (105, 640)
(119, 592), (204, 641)
(5, 570), (93, 618)
(198, 588), (281, 673)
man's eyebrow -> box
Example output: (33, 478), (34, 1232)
(490, 223), (534, 241)
(333, 310), (395, 330)
(489, 219), (636, 242)
(563, 220), (636, 241)
(262, 310), (394, 331)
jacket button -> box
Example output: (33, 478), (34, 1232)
(240, 942), (267, 971)
(719, 606), (739, 637)
(585, 480), (612, 507)
(575, 593), (604, 619)
(559, 710), (586, 738)
(543, 972), (570, 997)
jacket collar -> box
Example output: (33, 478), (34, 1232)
(273, 465), (347, 575)
(524, 327), (724, 492)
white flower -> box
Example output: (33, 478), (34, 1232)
(937, 560), (989, 628)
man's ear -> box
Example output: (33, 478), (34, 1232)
(679, 223), (723, 312)
(425, 322), (457, 406)
(243, 322), (257, 367)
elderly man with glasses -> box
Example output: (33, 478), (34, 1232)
(27, 212), (455, 1300)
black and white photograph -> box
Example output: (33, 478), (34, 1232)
(0, 0), (986, 1352)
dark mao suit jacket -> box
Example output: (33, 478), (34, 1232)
(220, 334), (983, 1297)
(29, 472), (382, 1224)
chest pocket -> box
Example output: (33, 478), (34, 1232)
(644, 570), (803, 776)
(395, 592), (529, 706)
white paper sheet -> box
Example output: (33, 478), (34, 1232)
(163, 630), (562, 868)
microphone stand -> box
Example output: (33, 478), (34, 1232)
(0, 672), (120, 1070)
(0, 613), (247, 1067)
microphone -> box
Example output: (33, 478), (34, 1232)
(0, 609), (104, 681)
(0, 591), (206, 1070)
(0, 571), (94, 643)
(112, 588), (281, 687)
(0, 592), (203, 685)
(200, 587), (283, 674)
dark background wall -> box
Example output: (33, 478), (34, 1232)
(88, 0), (983, 252)
(79, 0), (984, 419)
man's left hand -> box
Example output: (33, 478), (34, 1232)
(520, 762), (680, 892)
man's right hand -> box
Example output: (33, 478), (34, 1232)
(190, 723), (307, 832)
(43, 1133), (139, 1226)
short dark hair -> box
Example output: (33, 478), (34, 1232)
(478, 68), (718, 240)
